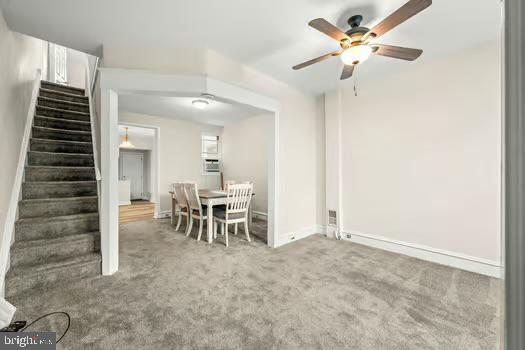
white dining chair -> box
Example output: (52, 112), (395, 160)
(173, 183), (190, 233)
(213, 183), (253, 247)
(183, 182), (208, 241)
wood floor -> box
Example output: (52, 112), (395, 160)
(119, 200), (155, 224)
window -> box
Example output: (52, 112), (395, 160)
(54, 44), (68, 83)
(202, 135), (220, 174)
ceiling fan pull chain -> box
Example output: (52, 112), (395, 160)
(354, 67), (358, 96)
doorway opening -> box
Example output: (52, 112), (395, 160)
(117, 123), (160, 224)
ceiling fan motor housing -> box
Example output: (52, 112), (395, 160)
(345, 15), (369, 42)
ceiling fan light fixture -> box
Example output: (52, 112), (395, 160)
(340, 44), (373, 66)
(192, 99), (209, 109)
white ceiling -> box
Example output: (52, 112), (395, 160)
(0, 0), (501, 94)
(119, 93), (266, 126)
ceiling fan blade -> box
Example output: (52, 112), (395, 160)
(340, 64), (355, 80)
(372, 44), (423, 61)
(293, 50), (342, 70)
(367, 0), (432, 39)
(309, 18), (349, 42)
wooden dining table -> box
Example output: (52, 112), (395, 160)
(169, 189), (253, 243)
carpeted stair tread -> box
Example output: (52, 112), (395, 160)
(39, 88), (89, 104)
(32, 126), (92, 142)
(30, 138), (93, 154)
(41, 81), (85, 95)
(10, 232), (100, 269)
(22, 181), (97, 199)
(28, 151), (94, 167)
(38, 96), (89, 113)
(19, 196), (98, 219)
(15, 212), (99, 241)
(38, 96), (89, 107)
(8, 253), (100, 278)
(25, 166), (96, 182)
(6, 253), (101, 298)
(34, 115), (91, 132)
(36, 105), (90, 122)
(16, 212), (99, 226)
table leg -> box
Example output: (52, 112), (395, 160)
(207, 202), (214, 243)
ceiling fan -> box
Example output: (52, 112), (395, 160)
(293, 0), (432, 80)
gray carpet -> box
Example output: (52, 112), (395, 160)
(9, 218), (500, 349)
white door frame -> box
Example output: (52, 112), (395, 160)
(118, 121), (161, 217)
(99, 68), (280, 275)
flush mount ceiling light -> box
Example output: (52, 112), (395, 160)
(192, 99), (209, 109)
(119, 127), (135, 148)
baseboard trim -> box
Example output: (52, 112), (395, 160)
(340, 229), (502, 278)
(274, 225), (321, 248)
(156, 210), (171, 219)
(0, 70), (41, 298)
(252, 211), (268, 221)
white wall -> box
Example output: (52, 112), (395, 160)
(325, 40), (501, 264)
(66, 48), (86, 89)
(119, 111), (223, 213)
(104, 48), (324, 238)
(0, 8), (47, 251)
(222, 114), (272, 214)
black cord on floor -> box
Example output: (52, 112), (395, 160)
(20, 311), (70, 343)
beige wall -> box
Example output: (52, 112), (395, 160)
(119, 111), (223, 213)
(326, 40), (501, 262)
(222, 114), (272, 214)
(104, 47), (324, 237)
(0, 8), (47, 243)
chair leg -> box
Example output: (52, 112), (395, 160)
(175, 213), (182, 231)
(225, 224), (229, 247)
(213, 219), (218, 239)
(221, 223), (224, 235)
(186, 217), (193, 236)
(197, 218), (203, 241)
(244, 220), (251, 242)
(234, 223), (238, 235)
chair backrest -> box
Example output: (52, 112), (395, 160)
(183, 182), (202, 212)
(225, 183), (253, 216)
(224, 180), (235, 187)
(173, 183), (188, 209)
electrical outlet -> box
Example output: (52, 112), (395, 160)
(346, 234), (351, 239)
(289, 234), (295, 241)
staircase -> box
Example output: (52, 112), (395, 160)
(6, 81), (101, 299)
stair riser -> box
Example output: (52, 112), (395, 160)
(30, 140), (93, 154)
(36, 106), (90, 122)
(33, 127), (92, 142)
(23, 183), (97, 199)
(40, 90), (88, 104)
(25, 168), (96, 182)
(28, 152), (94, 167)
(6, 259), (101, 298)
(38, 97), (89, 113)
(16, 216), (99, 241)
(11, 237), (100, 268)
(19, 198), (98, 219)
(34, 117), (91, 132)
(40, 82), (85, 96)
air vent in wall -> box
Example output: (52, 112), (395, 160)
(328, 210), (337, 226)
